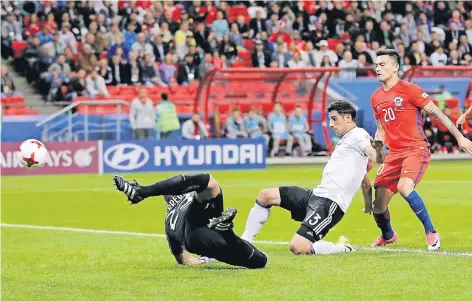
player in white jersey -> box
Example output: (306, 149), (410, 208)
(241, 101), (384, 255)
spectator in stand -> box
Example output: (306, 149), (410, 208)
(199, 53), (214, 79)
(249, 10), (267, 39)
(229, 23), (243, 48)
(65, 69), (87, 102)
(159, 22), (174, 44)
(356, 54), (370, 77)
(315, 40), (338, 67)
(272, 44), (291, 68)
(269, 22), (292, 45)
(1, 13), (22, 59)
(43, 12), (58, 34)
(129, 87), (155, 140)
(287, 51), (306, 68)
(320, 55), (334, 67)
(46, 65), (67, 102)
(160, 53), (177, 86)
(85, 69), (109, 98)
(123, 23), (138, 50)
(177, 54), (199, 86)
(465, 21), (472, 45)
(77, 43), (97, 72)
(430, 46), (448, 66)
(300, 41), (317, 67)
(108, 34), (130, 61)
(109, 54), (128, 86)
(416, 31), (433, 56)
(58, 23), (77, 54)
(188, 45), (201, 65)
(1, 65), (19, 98)
(141, 52), (166, 87)
(447, 50), (461, 66)
(245, 108), (269, 147)
(458, 35), (471, 54)
(212, 10), (229, 40)
(25, 13), (40, 38)
(288, 105), (312, 157)
(362, 20), (378, 46)
(224, 108), (248, 139)
(182, 113), (209, 140)
(234, 14), (249, 39)
(97, 57), (112, 85)
(252, 40), (271, 68)
(152, 34), (169, 63)
(338, 51), (358, 79)
(408, 41), (422, 65)
(37, 26), (53, 46)
(155, 92), (180, 140)
(132, 32), (153, 54)
(268, 103), (293, 157)
(128, 51), (142, 85)
(352, 40), (373, 64)
(220, 34), (238, 62)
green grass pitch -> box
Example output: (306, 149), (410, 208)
(2, 161), (472, 301)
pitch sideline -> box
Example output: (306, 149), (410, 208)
(2, 223), (472, 257)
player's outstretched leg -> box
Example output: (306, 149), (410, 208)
(186, 211), (268, 269)
(372, 187), (398, 247)
(397, 177), (440, 251)
(241, 188), (277, 243)
(113, 173), (210, 204)
(310, 236), (355, 255)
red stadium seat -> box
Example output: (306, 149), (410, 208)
(445, 98), (459, 109)
(3, 96), (24, 104)
(238, 103), (253, 113)
(12, 41), (27, 59)
(281, 102), (296, 113)
(217, 103), (231, 114)
(260, 102), (274, 115)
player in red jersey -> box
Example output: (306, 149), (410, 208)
(369, 48), (472, 250)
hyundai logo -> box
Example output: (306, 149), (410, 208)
(104, 144), (149, 170)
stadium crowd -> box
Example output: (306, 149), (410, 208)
(1, 0), (471, 154)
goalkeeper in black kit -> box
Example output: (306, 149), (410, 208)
(113, 173), (267, 269)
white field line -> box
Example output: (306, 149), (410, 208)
(2, 223), (472, 257)
(3, 180), (472, 194)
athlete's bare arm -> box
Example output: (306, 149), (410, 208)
(423, 101), (462, 139)
(363, 138), (385, 163)
(374, 119), (385, 143)
(180, 251), (205, 265)
(423, 101), (472, 155)
(457, 106), (472, 127)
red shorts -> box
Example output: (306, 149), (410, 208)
(374, 150), (431, 193)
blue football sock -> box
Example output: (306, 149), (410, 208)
(373, 208), (394, 240)
(404, 190), (435, 234)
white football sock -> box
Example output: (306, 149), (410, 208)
(311, 240), (348, 255)
(241, 201), (271, 243)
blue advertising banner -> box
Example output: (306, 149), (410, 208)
(101, 138), (266, 173)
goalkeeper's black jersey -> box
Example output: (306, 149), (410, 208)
(164, 192), (195, 263)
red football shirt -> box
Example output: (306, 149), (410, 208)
(370, 79), (431, 153)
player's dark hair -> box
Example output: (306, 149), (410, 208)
(376, 48), (400, 66)
(161, 93), (168, 100)
(327, 101), (356, 120)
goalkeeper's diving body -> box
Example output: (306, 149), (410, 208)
(113, 173), (267, 269)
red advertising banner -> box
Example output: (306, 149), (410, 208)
(1, 141), (99, 176)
